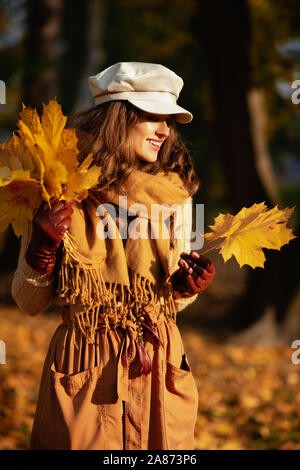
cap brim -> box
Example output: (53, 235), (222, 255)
(127, 99), (193, 124)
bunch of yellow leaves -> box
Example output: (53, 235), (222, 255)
(0, 99), (101, 236)
(204, 202), (296, 269)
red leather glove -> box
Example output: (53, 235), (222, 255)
(171, 251), (215, 298)
(25, 197), (74, 275)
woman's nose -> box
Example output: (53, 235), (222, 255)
(156, 120), (170, 138)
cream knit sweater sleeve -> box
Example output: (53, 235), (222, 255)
(11, 221), (57, 316)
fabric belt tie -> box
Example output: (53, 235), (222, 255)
(61, 303), (169, 401)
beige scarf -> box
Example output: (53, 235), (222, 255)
(57, 169), (190, 343)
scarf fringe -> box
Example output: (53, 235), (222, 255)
(58, 261), (177, 345)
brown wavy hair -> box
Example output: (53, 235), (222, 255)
(67, 100), (200, 199)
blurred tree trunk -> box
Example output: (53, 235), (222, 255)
(22, 0), (64, 113)
(72, 0), (106, 113)
(0, 0), (64, 277)
(59, 0), (106, 115)
(197, 0), (300, 340)
(0, 0), (107, 280)
(198, 0), (267, 209)
(247, 87), (279, 205)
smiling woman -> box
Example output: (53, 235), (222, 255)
(11, 62), (216, 450)
(130, 112), (172, 163)
(68, 97), (197, 198)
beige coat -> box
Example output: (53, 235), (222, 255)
(11, 197), (199, 450)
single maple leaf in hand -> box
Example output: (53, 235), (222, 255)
(204, 202), (296, 268)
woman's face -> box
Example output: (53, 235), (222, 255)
(129, 112), (172, 163)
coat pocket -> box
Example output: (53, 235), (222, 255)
(163, 354), (199, 450)
(36, 361), (122, 450)
(51, 362), (99, 398)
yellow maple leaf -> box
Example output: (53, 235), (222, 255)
(0, 133), (43, 184)
(0, 99), (101, 236)
(41, 99), (68, 150)
(0, 179), (42, 237)
(16, 99), (101, 201)
(0, 133), (45, 236)
(204, 202), (296, 268)
(63, 153), (101, 202)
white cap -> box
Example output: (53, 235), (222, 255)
(88, 62), (192, 124)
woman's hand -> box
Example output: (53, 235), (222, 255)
(171, 251), (215, 298)
(25, 196), (74, 275)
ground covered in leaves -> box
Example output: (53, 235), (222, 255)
(0, 305), (299, 450)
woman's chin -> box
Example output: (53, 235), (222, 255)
(136, 153), (158, 163)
